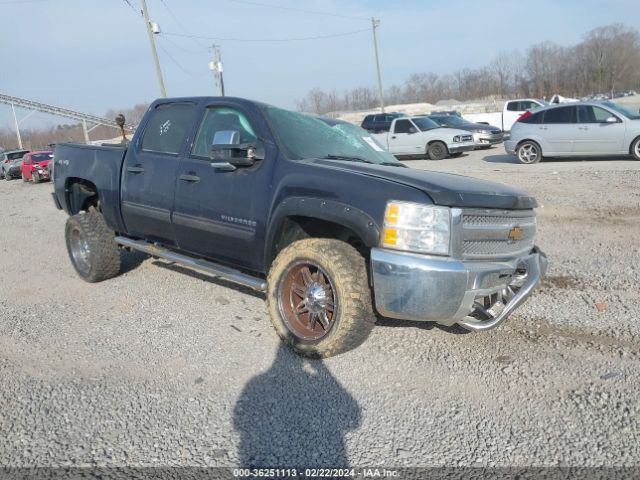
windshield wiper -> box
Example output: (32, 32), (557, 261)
(381, 161), (407, 168)
(323, 154), (375, 164)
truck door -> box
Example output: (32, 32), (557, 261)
(172, 105), (270, 271)
(121, 102), (196, 246)
(387, 119), (423, 155)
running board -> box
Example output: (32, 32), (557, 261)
(115, 236), (267, 292)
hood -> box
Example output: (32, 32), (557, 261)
(430, 127), (474, 138)
(308, 159), (537, 210)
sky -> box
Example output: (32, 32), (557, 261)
(0, 0), (637, 131)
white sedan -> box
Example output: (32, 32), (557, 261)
(505, 101), (640, 164)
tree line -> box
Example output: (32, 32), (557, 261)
(295, 23), (640, 114)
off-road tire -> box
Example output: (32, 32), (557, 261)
(267, 238), (375, 357)
(631, 136), (640, 160)
(427, 141), (448, 160)
(516, 140), (543, 164)
(65, 211), (121, 283)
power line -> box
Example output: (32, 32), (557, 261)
(225, 0), (368, 21)
(157, 0), (209, 49)
(162, 28), (371, 43)
(156, 40), (207, 77)
(0, 0), (47, 4)
(121, 0), (139, 14)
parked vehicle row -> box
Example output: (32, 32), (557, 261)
(370, 116), (476, 160)
(506, 101), (640, 164)
(0, 149), (53, 182)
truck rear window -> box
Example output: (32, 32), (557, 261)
(140, 103), (196, 155)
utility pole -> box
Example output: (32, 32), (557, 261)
(209, 45), (225, 96)
(371, 17), (384, 113)
(141, 0), (167, 97)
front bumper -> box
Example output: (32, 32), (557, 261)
(449, 142), (476, 154)
(473, 132), (504, 147)
(371, 246), (547, 331)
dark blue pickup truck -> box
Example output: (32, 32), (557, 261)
(52, 97), (547, 357)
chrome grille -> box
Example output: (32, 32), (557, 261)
(461, 134), (473, 142)
(456, 209), (536, 260)
(490, 130), (502, 135)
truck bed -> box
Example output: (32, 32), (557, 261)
(53, 143), (128, 233)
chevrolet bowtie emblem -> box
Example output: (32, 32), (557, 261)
(508, 226), (523, 242)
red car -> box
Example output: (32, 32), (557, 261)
(20, 150), (53, 183)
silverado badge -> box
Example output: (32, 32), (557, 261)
(507, 226), (523, 243)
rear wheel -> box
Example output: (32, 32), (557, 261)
(427, 141), (448, 160)
(267, 238), (375, 357)
(516, 140), (542, 164)
(65, 210), (122, 283)
(631, 137), (640, 160)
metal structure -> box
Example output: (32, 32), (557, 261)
(371, 17), (384, 113)
(209, 45), (225, 96)
(0, 92), (136, 148)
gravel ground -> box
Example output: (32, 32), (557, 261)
(0, 148), (639, 473)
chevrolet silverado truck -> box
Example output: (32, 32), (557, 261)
(371, 116), (476, 160)
(52, 97), (547, 357)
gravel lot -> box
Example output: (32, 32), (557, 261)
(1, 148), (639, 471)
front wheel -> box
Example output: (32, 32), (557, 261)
(631, 137), (640, 160)
(516, 140), (542, 164)
(32, 172), (40, 184)
(427, 141), (448, 160)
(65, 211), (122, 283)
(267, 238), (375, 357)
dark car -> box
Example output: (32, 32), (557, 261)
(428, 114), (504, 149)
(1, 149), (29, 179)
(361, 112), (406, 133)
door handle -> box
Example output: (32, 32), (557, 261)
(127, 165), (145, 173)
(179, 174), (200, 183)
(538, 126), (547, 130)
(579, 126), (589, 130)
(391, 136), (397, 139)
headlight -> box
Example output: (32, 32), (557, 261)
(453, 135), (461, 142)
(382, 201), (450, 255)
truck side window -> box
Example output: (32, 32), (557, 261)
(191, 107), (258, 158)
(506, 102), (521, 111)
(140, 103), (196, 155)
(394, 119), (414, 134)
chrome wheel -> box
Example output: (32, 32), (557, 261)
(69, 227), (91, 276)
(517, 142), (540, 164)
(278, 261), (337, 341)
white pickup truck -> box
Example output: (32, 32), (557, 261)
(464, 99), (547, 133)
(371, 116), (475, 160)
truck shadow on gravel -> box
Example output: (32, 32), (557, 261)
(375, 315), (471, 334)
(233, 345), (360, 467)
(120, 250), (149, 275)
